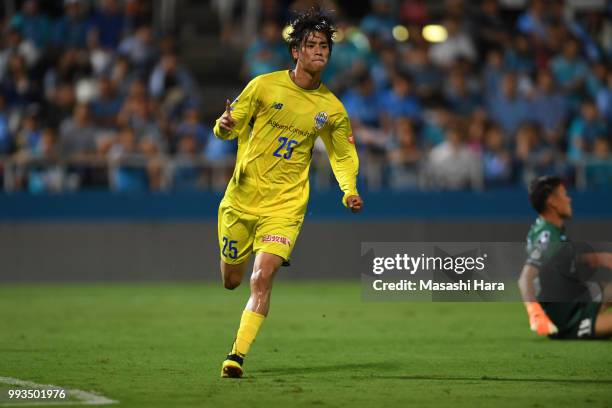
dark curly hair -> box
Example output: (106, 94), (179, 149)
(287, 6), (336, 63)
(528, 175), (563, 214)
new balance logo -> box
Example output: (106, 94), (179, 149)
(272, 102), (284, 110)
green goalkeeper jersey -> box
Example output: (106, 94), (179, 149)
(525, 217), (596, 332)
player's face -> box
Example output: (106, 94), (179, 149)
(549, 184), (573, 219)
(294, 31), (330, 73)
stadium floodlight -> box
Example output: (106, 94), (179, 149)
(282, 24), (294, 42)
(332, 27), (345, 43)
(422, 24), (447, 43)
(392, 25), (409, 42)
(346, 27), (370, 51)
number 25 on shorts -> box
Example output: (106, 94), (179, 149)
(222, 237), (238, 259)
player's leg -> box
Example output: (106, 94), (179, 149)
(594, 308), (612, 338)
(220, 260), (248, 290)
(221, 216), (302, 378)
(217, 203), (256, 289)
(221, 252), (283, 378)
(246, 252), (284, 315)
(594, 285), (612, 338)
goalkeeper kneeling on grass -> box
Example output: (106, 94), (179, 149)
(518, 176), (612, 339)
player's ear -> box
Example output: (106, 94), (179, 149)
(291, 45), (299, 61)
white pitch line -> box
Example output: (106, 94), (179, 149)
(0, 376), (117, 406)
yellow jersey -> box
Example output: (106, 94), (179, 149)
(213, 70), (359, 218)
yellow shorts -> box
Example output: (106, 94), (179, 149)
(217, 202), (303, 265)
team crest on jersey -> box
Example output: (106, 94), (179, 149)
(314, 112), (328, 130)
(262, 234), (291, 247)
(537, 230), (550, 249)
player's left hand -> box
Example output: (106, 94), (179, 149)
(526, 302), (558, 336)
(347, 195), (363, 213)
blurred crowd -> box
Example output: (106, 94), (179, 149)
(0, 0), (233, 193)
(1, 0), (611, 194)
(235, 0), (612, 191)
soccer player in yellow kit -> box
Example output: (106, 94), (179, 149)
(213, 8), (363, 378)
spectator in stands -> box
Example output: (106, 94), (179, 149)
(87, 25), (114, 76)
(1, 54), (38, 108)
(15, 107), (42, 152)
(551, 38), (589, 102)
(585, 61), (607, 100)
(516, 0), (548, 43)
(387, 117), (421, 189)
(429, 16), (477, 68)
(108, 126), (148, 192)
(0, 95), (12, 155)
(399, 0), (428, 26)
(360, 0), (398, 42)
(528, 69), (569, 144)
(400, 44), (442, 100)
(380, 70), (422, 128)
(487, 72), (530, 139)
(342, 71), (384, 130)
(118, 81), (165, 153)
(322, 19), (368, 92)
(596, 68), (612, 122)
(26, 127), (63, 194)
(9, 0), (51, 49)
(424, 124), (482, 190)
(109, 55), (137, 97)
(421, 104), (453, 148)
(88, 0), (126, 49)
(342, 71), (387, 189)
(515, 122), (559, 183)
(53, 0), (89, 49)
(584, 137), (612, 190)
(504, 34), (536, 76)
(118, 24), (157, 73)
(242, 19), (287, 80)
(176, 107), (209, 154)
(473, 0), (508, 56)
(482, 123), (513, 187)
(90, 76), (122, 129)
(43, 82), (76, 129)
(149, 50), (199, 115)
(465, 109), (487, 155)
(2, 27), (40, 70)
(59, 103), (101, 157)
(443, 68), (481, 116)
(567, 99), (608, 161)
(482, 48), (504, 101)
(173, 132), (202, 190)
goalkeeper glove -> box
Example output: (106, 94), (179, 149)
(525, 302), (558, 336)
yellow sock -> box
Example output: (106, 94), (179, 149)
(230, 310), (265, 357)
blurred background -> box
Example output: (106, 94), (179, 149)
(0, 0), (611, 282)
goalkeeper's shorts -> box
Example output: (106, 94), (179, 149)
(549, 302), (601, 340)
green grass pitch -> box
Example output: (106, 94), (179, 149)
(0, 282), (610, 407)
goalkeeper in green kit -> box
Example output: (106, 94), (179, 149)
(518, 176), (612, 339)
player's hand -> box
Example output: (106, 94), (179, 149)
(219, 99), (236, 132)
(525, 302), (558, 336)
(347, 195), (363, 213)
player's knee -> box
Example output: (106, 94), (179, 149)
(250, 267), (273, 292)
(223, 274), (241, 290)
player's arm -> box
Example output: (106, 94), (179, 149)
(518, 263), (558, 336)
(213, 78), (259, 140)
(579, 252), (612, 269)
(319, 113), (362, 212)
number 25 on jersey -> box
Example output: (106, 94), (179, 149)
(273, 136), (298, 160)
